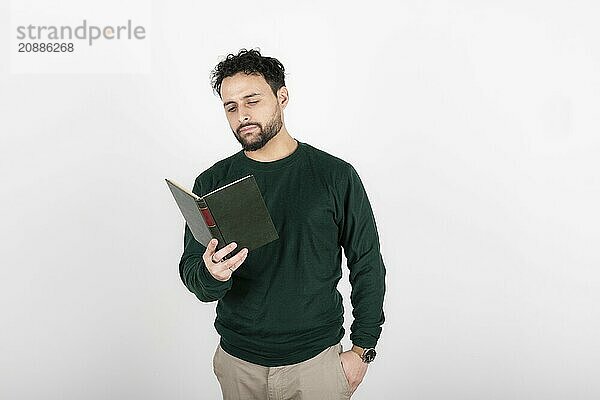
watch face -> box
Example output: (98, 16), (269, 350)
(364, 348), (377, 363)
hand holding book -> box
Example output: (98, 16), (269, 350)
(204, 239), (249, 281)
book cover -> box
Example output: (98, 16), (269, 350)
(166, 175), (279, 257)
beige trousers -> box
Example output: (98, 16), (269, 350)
(212, 342), (352, 400)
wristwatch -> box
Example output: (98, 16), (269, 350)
(351, 345), (377, 363)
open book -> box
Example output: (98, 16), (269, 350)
(166, 175), (279, 259)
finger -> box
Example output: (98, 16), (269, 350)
(227, 248), (249, 273)
(217, 247), (247, 273)
(206, 238), (226, 263)
(207, 238), (219, 259)
(213, 241), (238, 262)
(220, 248), (248, 273)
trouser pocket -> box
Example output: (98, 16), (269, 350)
(334, 344), (352, 397)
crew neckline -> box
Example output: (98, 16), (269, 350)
(237, 139), (306, 171)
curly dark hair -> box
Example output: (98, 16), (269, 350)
(210, 48), (286, 98)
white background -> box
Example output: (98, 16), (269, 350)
(1, 0), (599, 399)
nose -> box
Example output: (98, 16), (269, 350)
(238, 111), (250, 125)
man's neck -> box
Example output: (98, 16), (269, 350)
(244, 130), (298, 162)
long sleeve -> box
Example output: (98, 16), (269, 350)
(178, 177), (233, 302)
(337, 164), (386, 348)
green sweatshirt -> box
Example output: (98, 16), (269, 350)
(178, 139), (386, 366)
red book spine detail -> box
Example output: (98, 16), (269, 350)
(200, 207), (216, 227)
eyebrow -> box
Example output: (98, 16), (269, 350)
(223, 92), (262, 108)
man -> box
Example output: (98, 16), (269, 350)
(178, 48), (386, 400)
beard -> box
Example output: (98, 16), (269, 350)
(233, 107), (283, 152)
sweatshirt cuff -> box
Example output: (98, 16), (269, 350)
(350, 332), (380, 349)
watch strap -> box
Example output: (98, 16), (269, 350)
(351, 345), (364, 359)
(351, 344), (376, 363)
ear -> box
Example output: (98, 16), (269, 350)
(277, 86), (289, 110)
